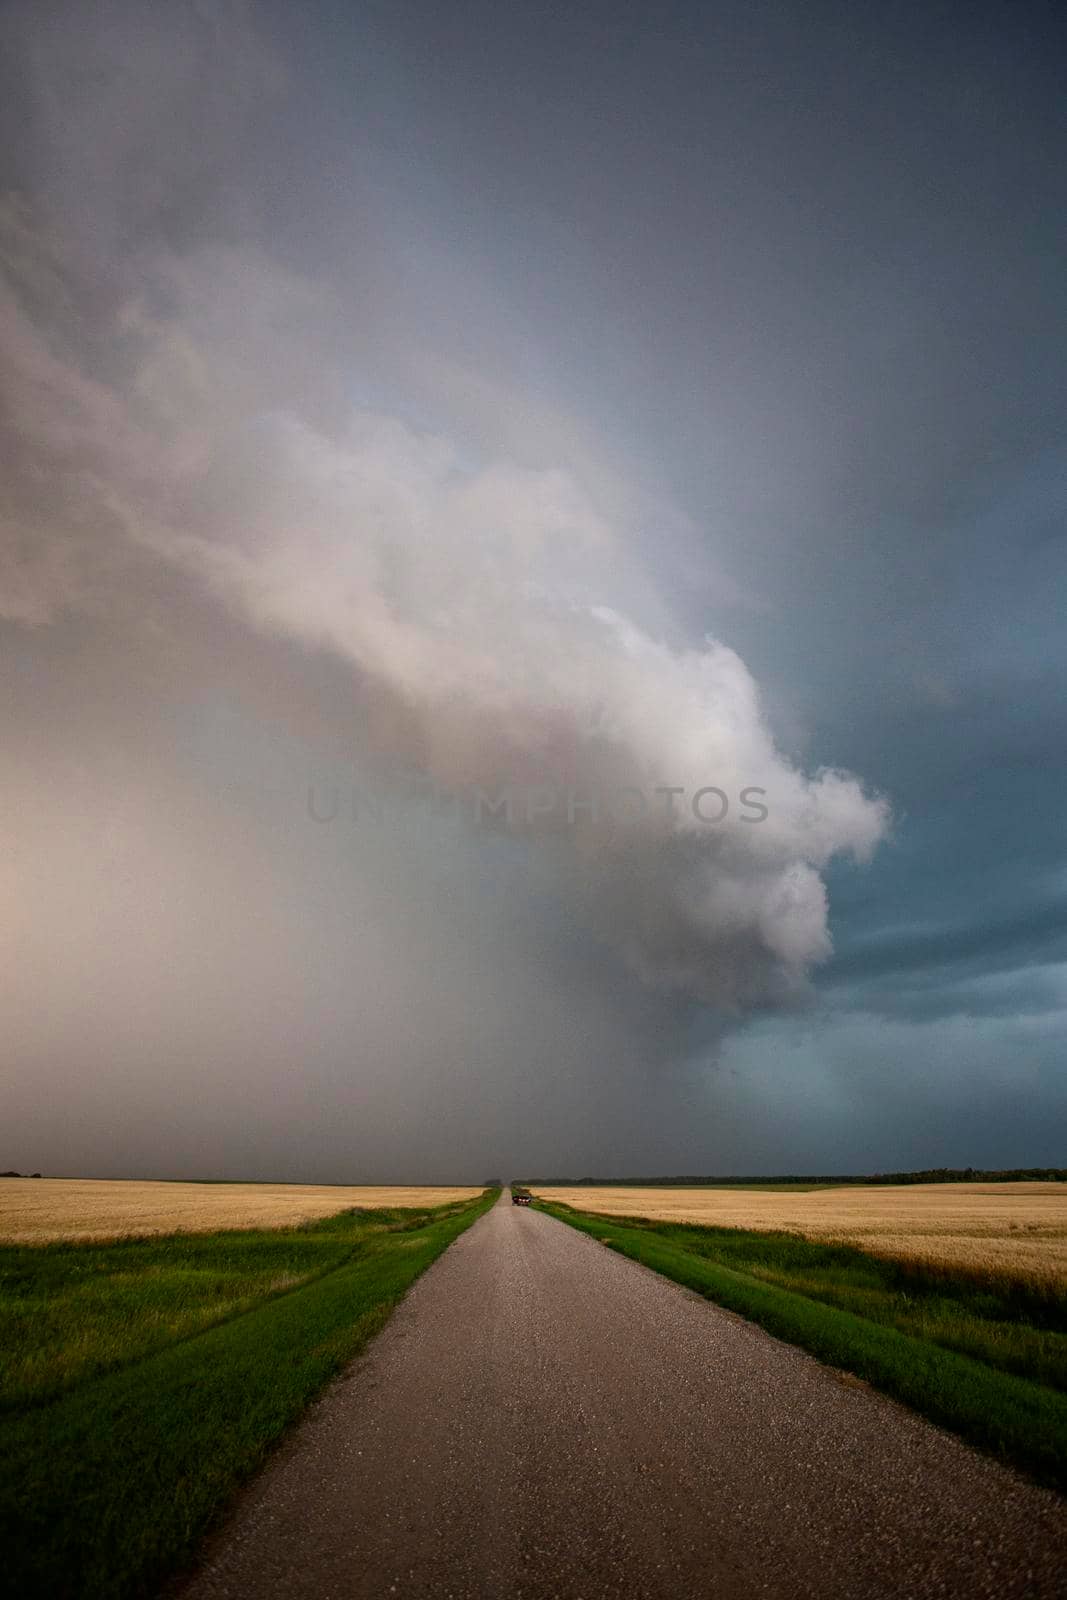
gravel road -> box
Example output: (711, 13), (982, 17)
(177, 1190), (1066, 1599)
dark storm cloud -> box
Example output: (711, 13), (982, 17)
(310, 0), (1066, 518)
(830, 901), (1067, 991)
(2, 0), (1065, 1177)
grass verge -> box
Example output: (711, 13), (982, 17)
(536, 1200), (1067, 1490)
(0, 1191), (495, 1598)
(1, 1215), (379, 1411)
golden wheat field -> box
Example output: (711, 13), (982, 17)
(533, 1183), (1067, 1286)
(0, 1179), (482, 1243)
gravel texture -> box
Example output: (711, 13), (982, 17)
(175, 1190), (1066, 1599)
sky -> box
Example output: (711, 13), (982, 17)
(1, 1), (1065, 1181)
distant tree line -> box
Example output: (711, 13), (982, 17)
(0, 1170), (42, 1178)
(519, 1167), (1066, 1186)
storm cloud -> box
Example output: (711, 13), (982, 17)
(2, 1), (1064, 1178)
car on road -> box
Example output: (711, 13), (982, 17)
(512, 1191), (533, 1206)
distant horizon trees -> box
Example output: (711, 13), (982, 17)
(519, 1167), (1067, 1187)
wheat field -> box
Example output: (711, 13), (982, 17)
(0, 1178), (482, 1242)
(534, 1182), (1067, 1286)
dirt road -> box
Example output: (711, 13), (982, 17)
(177, 1190), (1065, 1599)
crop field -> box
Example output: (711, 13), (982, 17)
(0, 1178), (482, 1243)
(0, 1190), (495, 1598)
(533, 1182), (1067, 1287)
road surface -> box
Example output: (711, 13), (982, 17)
(177, 1190), (1065, 1599)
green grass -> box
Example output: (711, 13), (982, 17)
(0, 1219), (372, 1411)
(0, 1191), (495, 1599)
(537, 1200), (1067, 1490)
